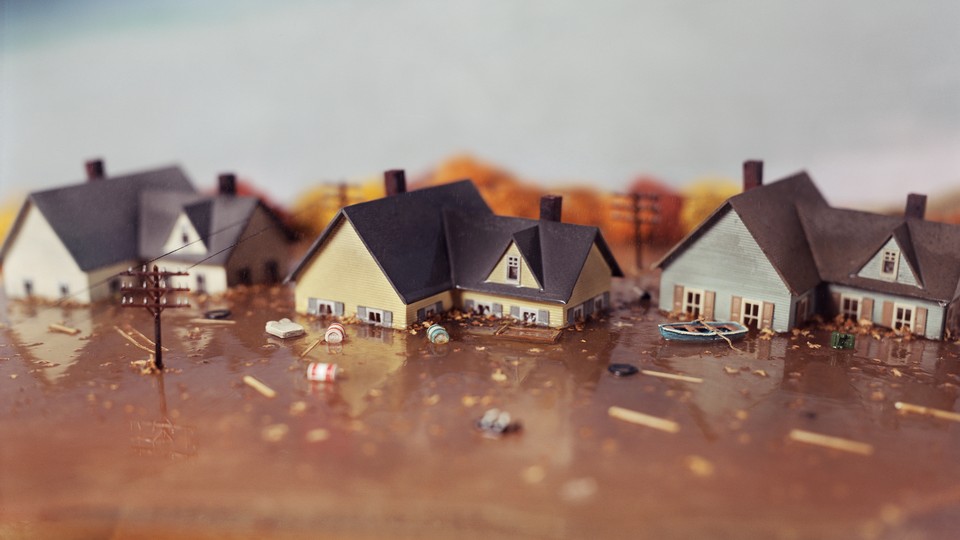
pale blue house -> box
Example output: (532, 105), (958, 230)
(656, 161), (960, 339)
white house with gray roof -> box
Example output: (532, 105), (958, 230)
(0, 160), (290, 302)
(657, 160), (960, 340)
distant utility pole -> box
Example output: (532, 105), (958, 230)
(120, 265), (191, 370)
(612, 192), (660, 272)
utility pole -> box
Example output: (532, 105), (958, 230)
(612, 192), (660, 272)
(120, 265), (190, 370)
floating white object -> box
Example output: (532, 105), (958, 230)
(265, 318), (305, 338)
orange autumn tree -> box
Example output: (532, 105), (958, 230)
(290, 177), (385, 239)
(421, 155), (544, 219)
(680, 178), (740, 234)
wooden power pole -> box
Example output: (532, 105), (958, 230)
(120, 265), (191, 370)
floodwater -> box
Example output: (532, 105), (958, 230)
(1, 282), (959, 540)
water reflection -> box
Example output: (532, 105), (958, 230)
(130, 373), (198, 460)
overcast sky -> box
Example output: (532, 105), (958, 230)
(1, 0), (958, 208)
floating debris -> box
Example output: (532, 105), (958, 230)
(243, 375), (276, 398)
(788, 429), (873, 456)
(607, 363), (639, 377)
(299, 338), (322, 358)
(204, 309), (232, 320)
(608, 406), (680, 433)
(830, 331), (856, 350)
(187, 318), (236, 325)
(265, 318), (305, 339)
(48, 323), (80, 336)
(426, 324), (449, 344)
(641, 370), (702, 384)
(476, 408), (522, 436)
(306, 362), (339, 382)
(895, 401), (960, 423)
(324, 322), (346, 344)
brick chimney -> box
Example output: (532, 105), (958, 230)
(384, 169), (406, 196)
(85, 159), (105, 181)
(540, 195), (562, 222)
(743, 160), (763, 191)
(218, 173), (237, 196)
(904, 193), (926, 220)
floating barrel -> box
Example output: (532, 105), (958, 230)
(307, 362), (339, 382)
(324, 322), (345, 344)
(427, 324), (450, 344)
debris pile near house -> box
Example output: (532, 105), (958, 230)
(476, 408), (522, 437)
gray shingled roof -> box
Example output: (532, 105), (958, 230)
(659, 171), (960, 303)
(443, 209), (624, 303)
(0, 166), (195, 271)
(286, 180), (494, 303)
(286, 179), (624, 305)
(139, 192), (264, 266)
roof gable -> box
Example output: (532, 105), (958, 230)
(854, 234), (921, 287)
(481, 237), (544, 290)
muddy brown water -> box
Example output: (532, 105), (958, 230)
(1, 284), (959, 539)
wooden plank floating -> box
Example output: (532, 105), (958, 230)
(895, 401), (960, 423)
(493, 324), (562, 344)
(608, 406), (680, 433)
(641, 370), (703, 384)
(114, 326), (155, 355)
(243, 375), (276, 398)
(48, 323), (80, 336)
(788, 429), (873, 456)
(188, 318), (237, 325)
(299, 338), (323, 358)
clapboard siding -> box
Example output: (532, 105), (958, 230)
(485, 242), (542, 289)
(460, 291), (562, 327)
(659, 209), (793, 332)
(567, 245), (613, 309)
(856, 237), (920, 287)
(829, 284), (944, 339)
(294, 219), (409, 329)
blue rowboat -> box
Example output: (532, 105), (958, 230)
(658, 321), (749, 342)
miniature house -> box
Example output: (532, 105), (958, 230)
(0, 160), (290, 302)
(657, 160), (960, 340)
(286, 170), (623, 329)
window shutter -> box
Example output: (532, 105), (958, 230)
(831, 292), (841, 316)
(761, 302), (774, 329)
(703, 291), (716, 320)
(307, 298), (319, 315)
(567, 308), (576, 325)
(492, 303), (503, 317)
(730, 296), (742, 322)
(510, 306), (520, 319)
(914, 307), (927, 336)
(465, 299), (475, 312)
(434, 301), (443, 313)
(585, 300), (594, 316)
(881, 301), (894, 327)
(417, 308), (426, 322)
(859, 298), (873, 322)
(673, 285), (684, 312)
(382, 310), (393, 328)
(358, 306), (367, 320)
(537, 309), (549, 326)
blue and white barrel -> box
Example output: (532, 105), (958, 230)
(427, 324), (450, 344)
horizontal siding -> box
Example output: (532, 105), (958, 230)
(659, 209), (793, 332)
(294, 219), (409, 328)
(485, 242), (542, 289)
(461, 291), (563, 328)
(829, 284), (945, 339)
(567, 244), (613, 309)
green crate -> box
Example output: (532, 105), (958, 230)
(830, 331), (855, 350)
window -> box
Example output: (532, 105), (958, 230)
(742, 300), (761, 328)
(59, 283), (69, 298)
(367, 309), (383, 325)
(265, 261), (280, 284)
(881, 250), (898, 278)
(573, 305), (584, 322)
(181, 226), (190, 245)
(894, 304), (913, 332)
(506, 256), (520, 283)
(23, 280), (33, 297)
(594, 295), (604, 313)
(518, 307), (538, 324)
(683, 288), (703, 318)
(238, 267), (252, 286)
(841, 296), (860, 320)
(796, 296), (809, 323)
(196, 274), (206, 293)
(473, 302), (493, 316)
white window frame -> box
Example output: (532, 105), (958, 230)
(518, 306), (539, 324)
(473, 302), (493, 316)
(893, 303), (913, 332)
(313, 299), (336, 316)
(367, 308), (384, 326)
(741, 299), (762, 328)
(593, 294), (604, 313)
(506, 255), (520, 284)
(880, 250), (899, 279)
(683, 287), (704, 318)
(573, 305), (584, 322)
(840, 295), (861, 320)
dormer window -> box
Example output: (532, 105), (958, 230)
(506, 256), (520, 283)
(881, 250), (898, 279)
(181, 226), (190, 245)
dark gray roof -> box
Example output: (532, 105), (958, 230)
(658, 172), (826, 295)
(0, 166), (195, 271)
(659, 171), (960, 303)
(443, 210), (624, 303)
(286, 180), (494, 303)
(139, 192), (263, 266)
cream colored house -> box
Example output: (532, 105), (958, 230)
(286, 170), (623, 329)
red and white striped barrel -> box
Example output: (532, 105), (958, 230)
(324, 322), (345, 344)
(307, 362), (339, 382)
